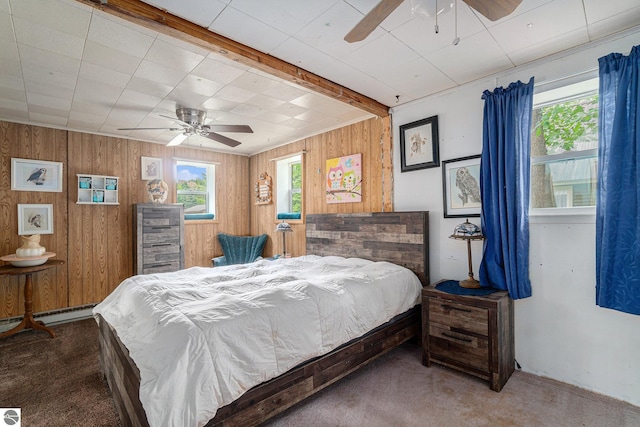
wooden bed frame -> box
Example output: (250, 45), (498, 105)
(97, 211), (429, 427)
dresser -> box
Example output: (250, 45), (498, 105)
(422, 281), (514, 391)
(134, 204), (184, 275)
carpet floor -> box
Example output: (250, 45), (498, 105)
(1, 318), (639, 427)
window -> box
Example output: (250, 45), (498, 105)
(176, 160), (216, 217)
(530, 78), (598, 214)
(276, 154), (302, 219)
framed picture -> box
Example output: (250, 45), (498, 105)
(141, 157), (163, 180)
(442, 155), (482, 218)
(400, 115), (440, 172)
(11, 158), (63, 192)
(18, 204), (54, 235)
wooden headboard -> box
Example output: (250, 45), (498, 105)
(306, 212), (429, 286)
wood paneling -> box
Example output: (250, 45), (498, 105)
(249, 117), (393, 258)
(0, 120), (249, 320)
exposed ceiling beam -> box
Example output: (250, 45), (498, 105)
(79, 0), (390, 118)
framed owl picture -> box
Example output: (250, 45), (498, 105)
(442, 155), (481, 218)
(11, 158), (63, 192)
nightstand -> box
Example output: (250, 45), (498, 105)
(422, 280), (515, 392)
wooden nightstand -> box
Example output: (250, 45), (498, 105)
(422, 280), (515, 392)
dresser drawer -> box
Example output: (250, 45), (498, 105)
(428, 298), (488, 336)
(142, 261), (182, 274)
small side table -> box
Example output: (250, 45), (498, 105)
(0, 260), (64, 339)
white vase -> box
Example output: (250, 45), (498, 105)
(16, 235), (46, 257)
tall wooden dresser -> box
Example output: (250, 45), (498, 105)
(134, 204), (184, 275)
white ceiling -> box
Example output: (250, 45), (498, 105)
(1, 0), (639, 155)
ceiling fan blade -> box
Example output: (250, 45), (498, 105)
(206, 124), (253, 133)
(344, 0), (404, 43)
(159, 114), (191, 127)
(463, 0), (522, 21)
(117, 127), (183, 131)
(203, 132), (242, 147)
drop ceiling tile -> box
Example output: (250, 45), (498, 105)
(489, 0), (586, 55)
(0, 59), (23, 80)
(295, 109), (329, 122)
(117, 89), (162, 109)
(191, 56), (246, 85)
(103, 108), (149, 127)
(134, 60), (188, 87)
(27, 92), (72, 110)
(74, 77), (123, 104)
(166, 87), (210, 109)
(208, 6), (289, 54)
(29, 112), (67, 126)
(427, 31), (514, 85)
(262, 81), (308, 102)
(66, 119), (101, 131)
(229, 103), (264, 118)
(587, 6), (640, 40)
(293, 1), (377, 60)
(0, 0), (9, 13)
(10, 0), (91, 38)
(23, 80), (74, 100)
(78, 62), (131, 88)
(70, 99), (113, 116)
(289, 93), (350, 116)
(0, 86), (26, 103)
(175, 74), (224, 97)
(347, 0), (414, 32)
(87, 13), (156, 58)
(0, 12), (17, 60)
(141, 0), (226, 28)
(245, 94), (285, 110)
(470, 0), (553, 28)
(126, 76), (173, 98)
(69, 109), (108, 124)
(228, 0), (336, 35)
(257, 110), (290, 123)
(344, 33), (419, 75)
(21, 64), (78, 91)
(229, 71), (280, 93)
(272, 102), (307, 118)
(13, 16), (85, 59)
(28, 104), (69, 119)
(200, 97), (238, 112)
(145, 38), (206, 73)
(19, 44), (81, 75)
(507, 28), (590, 66)
(83, 40), (144, 75)
(156, 33), (211, 57)
(0, 74), (23, 93)
(0, 98), (28, 112)
(373, 56), (456, 99)
(214, 85), (255, 103)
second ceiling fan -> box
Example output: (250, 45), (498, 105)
(118, 107), (253, 148)
(345, 0), (523, 43)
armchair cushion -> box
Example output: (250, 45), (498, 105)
(213, 233), (268, 267)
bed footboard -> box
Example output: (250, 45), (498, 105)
(97, 307), (420, 427)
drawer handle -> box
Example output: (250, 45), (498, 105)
(442, 332), (472, 343)
(152, 226), (172, 230)
(150, 243), (172, 247)
(147, 263), (172, 268)
(441, 304), (472, 313)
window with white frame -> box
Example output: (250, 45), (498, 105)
(276, 154), (302, 219)
(530, 78), (598, 214)
(176, 160), (216, 217)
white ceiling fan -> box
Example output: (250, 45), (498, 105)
(118, 107), (253, 148)
(344, 0), (523, 43)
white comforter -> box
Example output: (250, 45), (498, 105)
(93, 255), (422, 427)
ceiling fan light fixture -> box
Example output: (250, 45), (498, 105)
(167, 132), (189, 147)
(409, 0), (453, 19)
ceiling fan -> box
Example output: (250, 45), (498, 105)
(117, 107), (253, 147)
(344, 0), (523, 43)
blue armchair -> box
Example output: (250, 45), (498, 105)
(212, 233), (268, 267)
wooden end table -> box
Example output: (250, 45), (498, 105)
(0, 259), (64, 339)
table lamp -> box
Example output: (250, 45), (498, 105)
(449, 218), (485, 288)
(274, 221), (293, 257)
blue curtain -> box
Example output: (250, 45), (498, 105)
(479, 77), (534, 299)
(596, 45), (640, 315)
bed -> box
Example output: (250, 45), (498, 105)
(96, 211), (429, 427)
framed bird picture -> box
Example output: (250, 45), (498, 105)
(18, 204), (54, 235)
(442, 155), (481, 218)
(11, 158), (63, 192)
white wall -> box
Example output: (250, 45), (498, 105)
(392, 29), (640, 406)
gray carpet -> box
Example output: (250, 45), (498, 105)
(1, 318), (639, 427)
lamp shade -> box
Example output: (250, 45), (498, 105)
(450, 219), (484, 240)
(274, 222), (293, 233)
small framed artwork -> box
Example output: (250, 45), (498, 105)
(400, 115), (440, 172)
(442, 155), (482, 218)
(141, 157), (163, 180)
(17, 204), (54, 235)
(11, 158), (63, 192)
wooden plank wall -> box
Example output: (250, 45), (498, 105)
(0, 120), (249, 319)
(249, 116), (392, 258)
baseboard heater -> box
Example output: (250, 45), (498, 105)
(0, 304), (96, 333)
